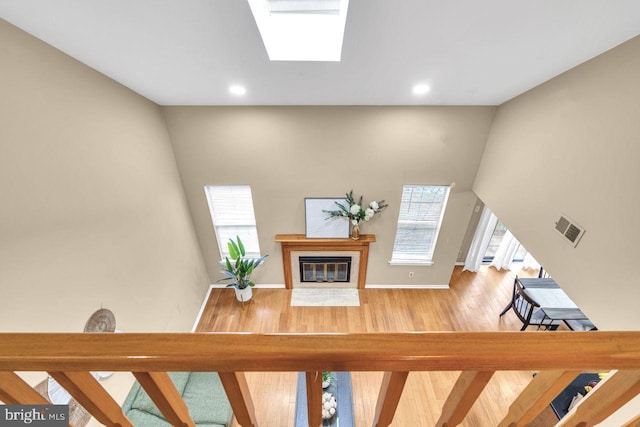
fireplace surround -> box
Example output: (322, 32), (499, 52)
(275, 234), (375, 289)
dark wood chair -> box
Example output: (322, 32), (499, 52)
(500, 276), (560, 317)
(499, 277), (519, 317)
(512, 280), (560, 331)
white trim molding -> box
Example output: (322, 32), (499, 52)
(388, 260), (434, 266)
(191, 285), (215, 332)
(366, 284), (449, 289)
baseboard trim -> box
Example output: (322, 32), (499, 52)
(207, 283), (286, 289)
(366, 284), (450, 289)
(253, 284), (287, 288)
(192, 284), (215, 332)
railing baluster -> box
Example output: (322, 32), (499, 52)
(556, 370), (640, 427)
(0, 371), (49, 405)
(436, 370), (495, 427)
(498, 370), (581, 427)
(622, 412), (640, 427)
(373, 371), (409, 427)
(133, 372), (195, 427)
(49, 371), (133, 427)
(218, 372), (257, 427)
(305, 371), (322, 427)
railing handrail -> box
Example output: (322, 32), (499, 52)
(3, 331), (640, 426)
(1, 331), (640, 372)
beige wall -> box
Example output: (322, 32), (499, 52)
(163, 106), (495, 286)
(0, 19), (209, 332)
(474, 35), (640, 331)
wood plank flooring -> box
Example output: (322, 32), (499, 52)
(196, 266), (565, 426)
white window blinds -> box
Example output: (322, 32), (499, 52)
(204, 185), (261, 259)
(390, 185), (450, 265)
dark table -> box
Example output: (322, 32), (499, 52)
(517, 277), (560, 289)
(549, 373), (600, 419)
(541, 307), (589, 322)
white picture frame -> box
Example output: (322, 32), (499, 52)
(305, 198), (350, 238)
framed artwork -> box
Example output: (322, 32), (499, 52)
(305, 197), (349, 238)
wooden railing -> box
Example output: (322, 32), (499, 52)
(1, 332), (640, 426)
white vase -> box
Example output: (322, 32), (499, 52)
(234, 286), (253, 302)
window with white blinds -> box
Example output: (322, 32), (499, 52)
(204, 185), (262, 259)
(390, 185), (450, 265)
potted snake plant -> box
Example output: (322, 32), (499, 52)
(218, 236), (267, 302)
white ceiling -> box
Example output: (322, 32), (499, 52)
(1, 1), (640, 106)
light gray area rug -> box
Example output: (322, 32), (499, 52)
(290, 288), (360, 307)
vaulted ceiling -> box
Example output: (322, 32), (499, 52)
(1, 0), (640, 105)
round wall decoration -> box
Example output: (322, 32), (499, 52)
(83, 308), (116, 333)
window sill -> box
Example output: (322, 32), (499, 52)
(217, 257), (267, 266)
(388, 260), (434, 267)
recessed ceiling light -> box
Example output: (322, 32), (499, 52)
(229, 85), (247, 96)
(412, 83), (431, 95)
(248, 0), (350, 61)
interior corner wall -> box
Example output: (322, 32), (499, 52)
(162, 106), (495, 287)
(0, 19), (210, 332)
(473, 35), (640, 331)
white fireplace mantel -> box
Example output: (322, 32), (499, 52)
(275, 234), (375, 289)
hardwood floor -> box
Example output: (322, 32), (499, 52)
(196, 265), (565, 426)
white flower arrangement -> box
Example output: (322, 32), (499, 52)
(324, 190), (388, 225)
(321, 392), (337, 420)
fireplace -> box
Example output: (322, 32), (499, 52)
(275, 234), (375, 289)
(299, 256), (352, 283)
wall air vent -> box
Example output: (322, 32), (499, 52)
(555, 214), (585, 247)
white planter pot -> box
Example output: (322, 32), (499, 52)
(234, 286), (253, 302)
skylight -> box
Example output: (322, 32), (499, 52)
(248, 0), (349, 61)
